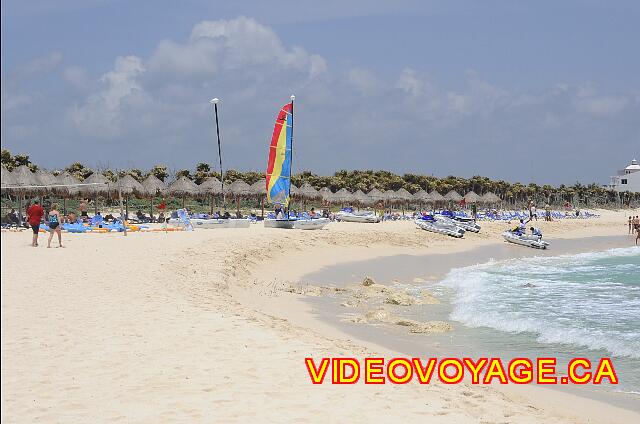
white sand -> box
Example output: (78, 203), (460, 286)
(2, 209), (638, 423)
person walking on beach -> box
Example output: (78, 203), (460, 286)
(531, 202), (538, 221)
(633, 216), (639, 234)
(26, 200), (44, 247)
(630, 216), (634, 234)
(47, 203), (63, 248)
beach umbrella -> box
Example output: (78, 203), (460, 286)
(142, 174), (167, 196)
(413, 189), (434, 204)
(391, 187), (413, 213)
(34, 170), (58, 194)
(167, 176), (199, 208)
(199, 176), (224, 214)
(199, 176), (223, 195)
(12, 165), (38, 193)
(298, 183), (320, 200)
(250, 179), (266, 197)
(444, 190), (463, 202)
(82, 172), (111, 196)
(228, 180), (252, 197)
(114, 174), (144, 196)
(113, 175), (144, 219)
(251, 178), (267, 217)
(429, 191), (445, 203)
(464, 191), (481, 203)
(1, 166), (17, 194)
(393, 188), (413, 203)
(7, 166), (37, 222)
(56, 171), (81, 214)
(481, 192), (500, 204)
(319, 187), (334, 203)
(367, 188), (386, 209)
(289, 183), (300, 197)
(332, 188), (354, 205)
(82, 172), (111, 214)
(141, 174), (167, 218)
(352, 189), (372, 207)
(4, 166), (31, 222)
(227, 180), (253, 215)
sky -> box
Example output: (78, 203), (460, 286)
(2, 0), (639, 185)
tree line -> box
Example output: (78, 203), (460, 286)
(2, 149), (637, 206)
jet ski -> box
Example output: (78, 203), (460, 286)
(438, 210), (481, 232)
(415, 216), (464, 238)
(336, 208), (380, 223)
(502, 230), (549, 249)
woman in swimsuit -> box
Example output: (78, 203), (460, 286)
(47, 203), (64, 248)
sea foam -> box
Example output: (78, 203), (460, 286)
(440, 247), (640, 359)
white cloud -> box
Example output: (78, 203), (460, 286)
(574, 95), (629, 117)
(148, 17), (326, 80)
(2, 16), (638, 184)
(70, 55), (146, 136)
(63, 66), (90, 92)
(15, 51), (63, 76)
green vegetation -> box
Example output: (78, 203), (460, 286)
(2, 149), (638, 209)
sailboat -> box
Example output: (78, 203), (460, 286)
(263, 95), (329, 230)
(169, 97), (250, 229)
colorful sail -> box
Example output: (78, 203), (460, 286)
(266, 102), (293, 206)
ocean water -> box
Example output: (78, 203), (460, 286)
(438, 246), (640, 393)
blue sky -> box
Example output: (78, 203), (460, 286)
(2, 0), (639, 184)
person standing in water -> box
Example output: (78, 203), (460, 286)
(26, 200), (44, 247)
(47, 203), (64, 248)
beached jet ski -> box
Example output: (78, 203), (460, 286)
(502, 230), (549, 249)
(415, 216), (464, 238)
(336, 208), (380, 223)
(435, 212), (481, 233)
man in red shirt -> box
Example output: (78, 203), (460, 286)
(27, 200), (45, 247)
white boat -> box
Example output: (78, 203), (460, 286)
(294, 217), (330, 230)
(415, 218), (464, 238)
(435, 215), (480, 233)
(502, 230), (549, 249)
(264, 217), (329, 230)
(263, 96), (327, 231)
(336, 210), (380, 223)
(263, 218), (295, 229)
(169, 217), (251, 229)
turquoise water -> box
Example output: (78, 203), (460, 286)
(438, 247), (640, 393)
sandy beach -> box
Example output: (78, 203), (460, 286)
(2, 209), (639, 423)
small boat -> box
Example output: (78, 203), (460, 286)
(415, 217), (464, 238)
(437, 211), (481, 232)
(502, 230), (549, 249)
(336, 209), (380, 223)
(169, 217), (250, 229)
(294, 217), (329, 230)
(263, 96), (327, 231)
(435, 214), (480, 233)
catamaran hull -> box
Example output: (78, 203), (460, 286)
(264, 219), (295, 229)
(264, 218), (329, 230)
(502, 231), (549, 249)
(168, 218), (251, 229)
(415, 219), (464, 238)
(336, 212), (380, 223)
(294, 218), (330, 230)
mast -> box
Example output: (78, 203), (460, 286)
(210, 98), (225, 208)
(288, 94), (295, 216)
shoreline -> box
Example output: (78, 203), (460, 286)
(297, 234), (639, 412)
(3, 209), (640, 423)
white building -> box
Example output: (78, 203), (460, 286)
(608, 158), (640, 193)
